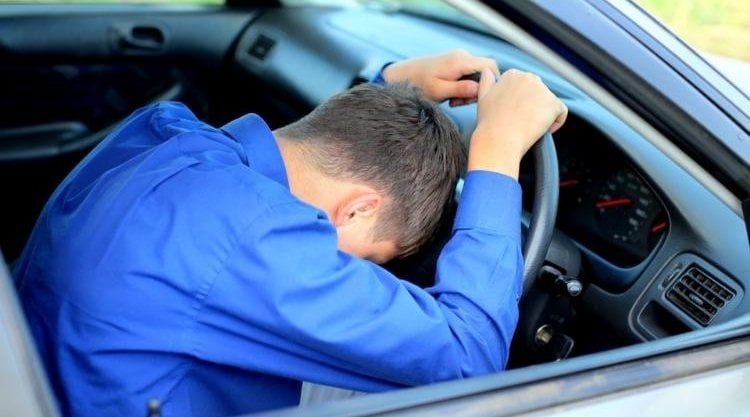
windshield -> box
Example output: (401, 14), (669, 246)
(282, 0), (488, 32)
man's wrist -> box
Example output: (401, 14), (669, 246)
(467, 127), (524, 179)
(381, 63), (395, 83)
(466, 160), (521, 180)
(381, 61), (405, 84)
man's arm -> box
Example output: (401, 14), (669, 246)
(194, 182), (520, 391)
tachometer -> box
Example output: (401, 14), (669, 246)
(558, 153), (593, 208)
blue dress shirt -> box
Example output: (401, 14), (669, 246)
(14, 93), (523, 416)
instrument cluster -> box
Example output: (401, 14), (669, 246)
(522, 116), (668, 267)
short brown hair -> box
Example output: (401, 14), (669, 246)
(276, 82), (467, 256)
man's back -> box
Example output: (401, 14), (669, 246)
(14, 102), (309, 416)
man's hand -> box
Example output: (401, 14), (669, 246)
(381, 50), (499, 106)
(468, 68), (568, 179)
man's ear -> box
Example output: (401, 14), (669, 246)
(333, 193), (383, 227)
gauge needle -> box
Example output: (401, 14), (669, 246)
(651, 222), (667, 234)
(559, 179), (579, 188)
(595, 197), (632, 209)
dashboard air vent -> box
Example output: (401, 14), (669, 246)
(667, 266), (734, 325)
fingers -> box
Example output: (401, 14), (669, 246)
(456, 56), (499, 103)
(550, 101), (568, 133)
(444, 49), (499, 74)
(452, 52), (499, 79)
(448, 68), (494, 107)
(477, 68), (496, 99)
(440, 79), (479, 100)
(469, 56), (500, 80)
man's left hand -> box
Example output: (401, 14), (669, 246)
(382, 50), (500, 106)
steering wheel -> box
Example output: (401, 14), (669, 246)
(522, 132), (559, 292)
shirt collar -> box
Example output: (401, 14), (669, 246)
(221, 114), (289, 189)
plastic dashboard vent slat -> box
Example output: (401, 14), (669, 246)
(666, 266), (734, 325)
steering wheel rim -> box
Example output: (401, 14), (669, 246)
(521, 132), (559, 293)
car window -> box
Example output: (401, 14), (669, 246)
(637, 0), (750, 95)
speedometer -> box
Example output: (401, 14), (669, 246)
(554, 156), (668, 266)
(594, 169), (658, 243)
(591, 168), (667, 262)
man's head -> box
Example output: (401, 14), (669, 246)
(275, 82), (467, 263)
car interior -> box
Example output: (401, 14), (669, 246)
(1, 0), (749, 413)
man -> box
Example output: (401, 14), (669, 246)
(14, 50), (567, 417)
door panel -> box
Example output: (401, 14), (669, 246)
(0, 64), (182, 160)
(0, 5), (257, 261)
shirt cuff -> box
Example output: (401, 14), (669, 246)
(454, 170), (522, 237)
(369, 62), (394, 85)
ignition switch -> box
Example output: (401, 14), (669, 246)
(540, 265), (583, 297)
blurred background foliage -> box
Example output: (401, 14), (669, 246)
(639, 0), (750, 61)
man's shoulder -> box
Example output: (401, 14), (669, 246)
(207, 165), (308, 218)
(132, 157), (325, 243)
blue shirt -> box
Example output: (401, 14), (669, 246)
(14, 100), (523, 416)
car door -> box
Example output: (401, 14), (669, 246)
(0, 1), (257, 264)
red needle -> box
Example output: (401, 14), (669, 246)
(595, 197), (632, 209)
(651, 222), (667, 234)
(559, 179), (579, 188)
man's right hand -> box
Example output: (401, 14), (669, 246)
(467, 68), (568, 179)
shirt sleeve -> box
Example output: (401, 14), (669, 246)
(192, 170), (523, 392)
(369, 63), (392, 85)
